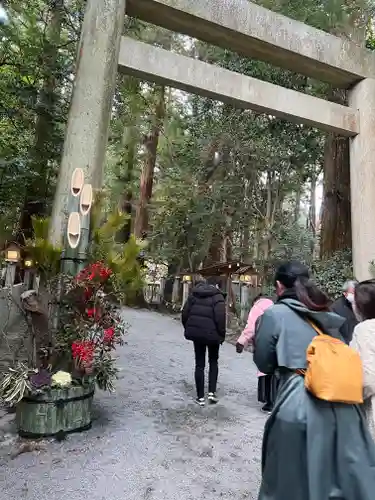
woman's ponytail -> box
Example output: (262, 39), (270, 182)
(294, 276), (331, 311)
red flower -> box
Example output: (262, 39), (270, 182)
(76, 262), (112, 283)
(72, 340), (95, 363)
(84, 287), (93, 301)
(87, 308), (96, 318)
(87, 307), (102, 321)
(76, 268), (90, 282)
(103, 327), (115, 344)
(100, 268), (112, 279)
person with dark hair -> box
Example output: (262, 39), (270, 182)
(236, 293), (275, 413)
(182, 277), (226, 406)
(254, 261), (375, 500)
(331, 279), (359, 344)
(351, 279), (375, 440)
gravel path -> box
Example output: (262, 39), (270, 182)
(1, 308), (266, 499)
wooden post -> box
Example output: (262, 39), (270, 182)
(172, 277), (180, 304)
(182, 281), (191, 308)
(225, 275), (231, 329)
(241, 284), (250, 323)
(159, 278), (166, 304)
(24, 269), (33, 290)
(5, 264), (16, 287)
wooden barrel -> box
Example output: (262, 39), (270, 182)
(16, 383), (95, 439)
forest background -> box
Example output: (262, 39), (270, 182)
(1, 0), (373, 299)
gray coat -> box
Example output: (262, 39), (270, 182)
(254, 298), (375, 500)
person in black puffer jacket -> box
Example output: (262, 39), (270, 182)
(182, 276), (226, 406)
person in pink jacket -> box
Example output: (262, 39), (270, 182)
(236, 294), (275, 414)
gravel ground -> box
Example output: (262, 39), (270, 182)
(0, 308), (266, 500)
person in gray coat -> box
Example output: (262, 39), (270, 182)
(331, 280), (358, 344)
(254, 261), (375, 500)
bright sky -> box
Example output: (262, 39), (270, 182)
(316, 176), (323, 222)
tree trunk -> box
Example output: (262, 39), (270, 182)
(308, 175), (317, 235)
(320, 89), (352, 258)
(261, 171), (279, 260)
(308, 174), (317, 256)
(240, 176), (252, 262)
(20, 0), (64, 240)
(205, 230), (224, 266)
(134, 85), (165, 239)
(319, 16), (366, 258)
(116, 124), (137, 243)
(294, 185), (301, 223)
(116, 77), (140, 243)
(241, 223), (251, 262)
(223, 229), (233, 262)
(163, 261), (179, 304)
(253, 227), (260, 260)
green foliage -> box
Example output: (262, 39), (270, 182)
(90, 211), (145, 303)
(312, 249), (353, 299)
(56, 261), (128, 393)
(94, 353), (118, 392)
(25, 217), (62, 279)
(0, 0), (84, 235)
(145, 90), (323, 270)
(23, 208), (144, 304)
(272, 221), (315, 265)
(1, 260), (129, 405)
(0, 363), (32, 405)
(0, 213), (14, 248)
(1, 0), (370, 309)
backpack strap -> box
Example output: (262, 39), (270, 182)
(307, 319), (342, 344)
(307, 320), (324, 336)
(295, 320), (324, 378)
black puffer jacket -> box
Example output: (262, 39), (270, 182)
(182, 283), (226, 344)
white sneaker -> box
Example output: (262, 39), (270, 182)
(208, 392), (219, 404)
(195, 397), (205, 407)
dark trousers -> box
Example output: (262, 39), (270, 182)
(257, 374), (278, 408)
(193, 341), (220, 399)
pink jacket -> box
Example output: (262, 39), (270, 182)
(237, 297), (273, 377)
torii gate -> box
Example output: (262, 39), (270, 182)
(50, 0), (375, 281)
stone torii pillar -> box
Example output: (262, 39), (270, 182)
(349, 78), (375, 281)
(49, 0), (126, 245)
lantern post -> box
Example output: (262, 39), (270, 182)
(4, 242), (21, 287)
(182, 275), (192, 307)
(239, 275), (251, 323)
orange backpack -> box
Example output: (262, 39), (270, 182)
(299, 321), (363, 404)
